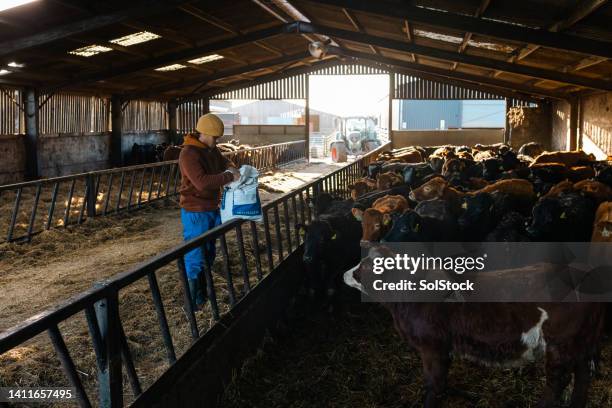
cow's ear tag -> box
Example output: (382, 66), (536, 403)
(461, 201), (468, 209)
(331, 233), (337, 240)
(560, 211), (567, 219)
(414, 223), (420, 232)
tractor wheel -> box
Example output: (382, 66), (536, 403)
(331, 141), (348, 163)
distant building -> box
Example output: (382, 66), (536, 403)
(397, 99), (506, 130)
(211, 100), (340, 137)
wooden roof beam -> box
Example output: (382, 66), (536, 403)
(178, 4), (285, 57)
(180, 56), (339, 102)
(493, 0), (608, 75)
(126, 50), (311, 99)
(304, 0), (612, 59)
(453, 0), (491, 71)
(295, 22), (612, 90)
(342, 8), (378, 55)
(0, 0), (191, 58)
(328, 46), (564, 100)
(402, 20), (416, 63)
(561, 56), (608, 72)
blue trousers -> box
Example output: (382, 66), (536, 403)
(181, 208), (221, 280)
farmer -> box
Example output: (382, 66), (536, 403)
(178, 113), (240, 309)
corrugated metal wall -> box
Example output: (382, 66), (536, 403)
(395, 73), (503, 100)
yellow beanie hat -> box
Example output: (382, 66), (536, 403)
(195, 113), (224, 137)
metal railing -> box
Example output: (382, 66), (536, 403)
(0, 140), (305, 244)
(0, 142), (389, 407)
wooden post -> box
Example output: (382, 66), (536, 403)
(24, 88), (39, 179)
(388, 72), (394, 146)
(577, 96), (583, 150)
(111, 95), (123, 167)
(569, 97), (579, 151)
(504, 99), (510, 145)
(304, 74), (310, 162)
(203, 97), (210, 114)
(167, 99), (177, 144)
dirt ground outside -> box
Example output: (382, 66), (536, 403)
(0, 157), (351, 406)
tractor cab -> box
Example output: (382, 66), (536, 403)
(330, 116), (382, 162)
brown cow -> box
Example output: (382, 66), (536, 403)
(354, 208), (389, 241)
(574, 180), (612, 204)
(348, 177), (377, 200)
(532, 150), (595, 167)
(543, 180), (574, 198)
(345, 251), (605, 408)
(473, 150), (495, 161)
(408, 177), (464, 204)
(518, 142), (544, 158)
(473, 178), (535, 199)
(591, 201), (612, 242)
(353, 195), (410, 241)
(162, 145), (182, 161)
(568, 165), (596, 182)
(376, 171), (404, 190)
(395, 149), (423, 163)
(472, 142), (508, 153)
(371, 194), (409, 214)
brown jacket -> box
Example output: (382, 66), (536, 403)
(178, 134), (234, 212)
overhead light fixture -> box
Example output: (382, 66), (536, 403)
(155, 64), (186, 72)
(69, 44), (113, 57)
(188, 54), (224, 64)
(0, 69), (11, 76)
(0, 0), (39, 13)
(110, 31), (160, 46)
(7, 61), (24, 68)
(308, 40), (331, 59)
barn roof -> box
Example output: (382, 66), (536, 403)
(0, 0), (610, 101)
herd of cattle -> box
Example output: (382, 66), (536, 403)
(130, 139), (254, 165)
(298, 142), (611, 407)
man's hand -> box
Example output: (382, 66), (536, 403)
(228, 167), (240, 181)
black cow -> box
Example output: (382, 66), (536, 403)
(482, 158), (504, 181)
(595, 165), (612, 187)
(381, 210), (437, 242)
(486, 211), (530, 242)
(297, 199), (362, 306)
(527, 192), (596, 241)
(414, 199), (458, 241)
(402, 162), (434, 187)
(457, 192), (496, 241)
(307, 192), (343, 218)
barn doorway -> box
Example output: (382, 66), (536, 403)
(308, 73), (390, 162)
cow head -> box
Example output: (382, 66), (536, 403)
(408, 176), (447, 202)
(458, 192), (495, 229)
(381, 210), (423, 242)
(360, 208), (393, 242)
(344, 245), (395, 294)
(349, 181), (371, 201)
(527, 197), (564, 240)
(297, 221), (336, 265)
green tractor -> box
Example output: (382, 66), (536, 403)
(330, 116), (381, 162)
